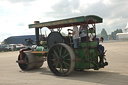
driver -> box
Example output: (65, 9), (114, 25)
(72, 25), (79, 48)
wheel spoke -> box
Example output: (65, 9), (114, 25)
(62, 62), (69, 69)
(59, 46), (62, 56)
(53, 50), (59, 58)
(63, 49), (67, 55)
(63, 61), (70, 67)
(59, 63), (64, 73)
(62, 53), (69, 59)
(53, 62), (59, 68)
(52, 54), (59, 59)
(55, 63), (59, 68)
(51, 54), (59, 67)
(65, 59), (71, 61)
(51, 59), (57, 61)
(59, 63), (62, 72)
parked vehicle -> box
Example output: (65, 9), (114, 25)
(16, 44), (25, 50)
(0, 45), (10, 52)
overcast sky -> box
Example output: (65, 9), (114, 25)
(0, 0), (128, 42)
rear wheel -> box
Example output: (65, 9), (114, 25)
(47, 43), (75, 76)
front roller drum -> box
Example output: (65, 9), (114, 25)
(17, 50), (44, 70)
(47, 43), (75, 76)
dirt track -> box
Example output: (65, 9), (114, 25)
(0, 41), (128, 85)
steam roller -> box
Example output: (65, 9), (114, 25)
(16, 15), (108, 76)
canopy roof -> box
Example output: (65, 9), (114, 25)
(29, 15), (103, 29)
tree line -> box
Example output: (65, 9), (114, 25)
(97, 28), (123, 40)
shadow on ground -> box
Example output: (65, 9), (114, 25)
(19, 67), (128, 85)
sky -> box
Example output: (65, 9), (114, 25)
(0, 0), (128, 42)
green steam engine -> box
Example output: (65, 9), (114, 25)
(16, 15), (108, 76)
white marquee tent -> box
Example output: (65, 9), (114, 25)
(116, 22), (128, 40)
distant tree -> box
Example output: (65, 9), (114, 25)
(117, 29), (123, 33)
(111, 31), (116, 40)
(101, 28), (108, 40)
(110, 29), (123, 40)
(108, 34), (112, 40)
